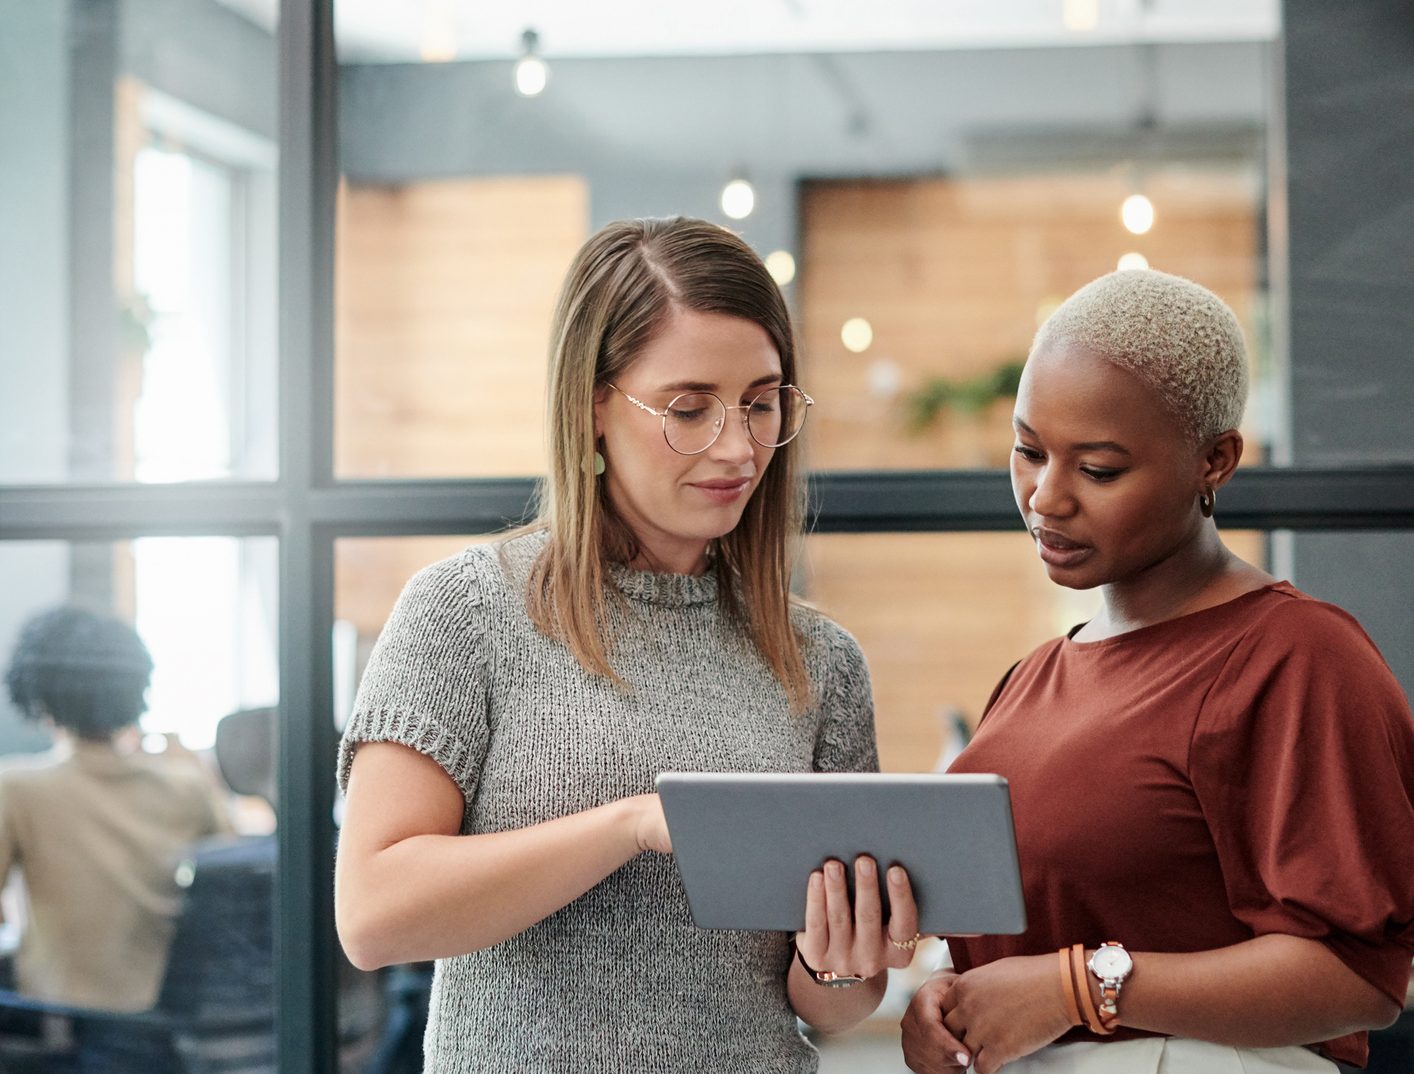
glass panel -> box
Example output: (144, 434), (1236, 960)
(0, 0), (277, 484)
(0, 536), (278, 1069)
(332, 2), (1279, 477)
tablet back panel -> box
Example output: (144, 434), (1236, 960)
(656, 772), (1026, 935)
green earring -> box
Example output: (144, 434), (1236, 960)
(593, 451), (606, 476)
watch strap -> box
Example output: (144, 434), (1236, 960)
(1069, 943), (1115, 1035)
(1058, 947), (1083, 1026)
(794, 942), (865, 988)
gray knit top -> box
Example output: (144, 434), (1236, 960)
(337, 529), (878, 1073)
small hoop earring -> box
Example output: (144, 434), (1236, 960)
(1199, 486), (1216, 518)
(593, 450), (606, 477)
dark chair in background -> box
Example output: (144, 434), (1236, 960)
(0, 832), (276, 1074)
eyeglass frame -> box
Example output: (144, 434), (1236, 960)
(605, 382), (814, 455)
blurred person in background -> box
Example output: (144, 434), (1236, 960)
(0, 604), (229, 1011)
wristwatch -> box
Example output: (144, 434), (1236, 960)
(1087, 941), (1133, 1025)
(794, 942), (865, 988)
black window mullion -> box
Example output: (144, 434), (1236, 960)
(276, 0), (339, 1072)
(230, 466), (1414, 540)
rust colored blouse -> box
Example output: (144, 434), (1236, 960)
(948, 582), (1414, 1068)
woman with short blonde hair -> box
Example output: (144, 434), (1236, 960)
(903, 269), (1414, 1074)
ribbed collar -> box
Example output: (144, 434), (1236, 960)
(609, 561), (720, 607)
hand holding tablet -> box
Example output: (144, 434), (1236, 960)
(793, 852), (924, 986)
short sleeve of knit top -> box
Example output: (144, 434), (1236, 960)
(337, 545), (493, 802)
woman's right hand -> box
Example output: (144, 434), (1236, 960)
(627, 792), (672, 854)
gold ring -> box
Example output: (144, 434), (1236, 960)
(889, 932), (921, 951)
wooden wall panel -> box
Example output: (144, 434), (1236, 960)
(797, 170), (1261, 472)
(332, 176), (586, 683)
(335, 176), (588, 478)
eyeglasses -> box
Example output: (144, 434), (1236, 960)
(607, 383), (814, 455)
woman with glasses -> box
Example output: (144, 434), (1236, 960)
(901, 269), (1414, 1074)
(334, 217), (919, 1073)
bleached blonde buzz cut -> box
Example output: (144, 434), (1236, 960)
(1032, 268), (1249, 445)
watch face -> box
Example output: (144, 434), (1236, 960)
(1090, 945), (1133, 978)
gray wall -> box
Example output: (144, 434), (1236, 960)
(1284, 0), (1414, 698)
(0, 0), (70, 485)
(121, 0), (277, 142)
(0, 3), (74, 753)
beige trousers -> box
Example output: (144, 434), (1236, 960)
(981, 1038), (1338, 1073)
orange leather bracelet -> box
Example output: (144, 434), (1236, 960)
(1070, 943), (1115, 1035)
(1058, 947), (1083, 1026)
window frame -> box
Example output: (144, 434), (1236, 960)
(1, 3), (1413, 1072)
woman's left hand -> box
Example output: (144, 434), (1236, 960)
(795, 855), (922, 980)
(940, 953), (1074, 1074)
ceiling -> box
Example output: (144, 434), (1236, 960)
(221, 0), (1279, 63)
(338, 41), (1274, 183)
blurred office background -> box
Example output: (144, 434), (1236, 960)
(1, 1), (1411, 1071)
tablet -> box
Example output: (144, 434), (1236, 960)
(655, 772), (1026, 936)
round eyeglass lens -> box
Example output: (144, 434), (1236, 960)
(663, 393), (726, 454)
(746, 386), (801, 447)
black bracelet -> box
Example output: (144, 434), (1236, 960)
(794, 940), (866, 988)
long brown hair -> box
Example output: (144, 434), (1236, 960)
(524, 217), (811, 709)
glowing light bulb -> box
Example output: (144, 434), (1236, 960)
(515, 29), (548, 97)
(1121, 193), (1155, 235)
(765, 250), (796, 286)
(1117, 252), (1150, 271)
(721, 178), (755, 220)
(841, 317), (873, 354)
(515, 55), (548, 96)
